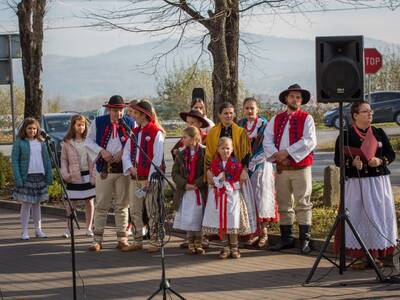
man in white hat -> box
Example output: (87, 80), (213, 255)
(263, 84), (317, 254)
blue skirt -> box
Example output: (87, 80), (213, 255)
(13, 173), (49, 204)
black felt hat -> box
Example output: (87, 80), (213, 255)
(278, 84), (311, 105)
(179, 110), (210, 128)
(103, 95), (126, 108)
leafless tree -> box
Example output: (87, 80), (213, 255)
(87, 0), (400, 120)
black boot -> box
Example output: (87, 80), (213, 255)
(269, 225), (295, 251)
(299, 225), (312, 254)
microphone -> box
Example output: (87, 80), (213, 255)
(40, 129), (51, 141)
(119, 119), (134, 137)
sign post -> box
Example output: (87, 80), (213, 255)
(364, 48), (383, 103)
(0, 34), (21, 142)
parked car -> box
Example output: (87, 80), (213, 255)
(42, 113), (82, 165)
(323, 91), (400, 129)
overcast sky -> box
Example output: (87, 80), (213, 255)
(0, 0), (399, 57)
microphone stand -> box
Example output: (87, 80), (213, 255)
(42, 131), (80, 300)
(120, 121), (185, 300)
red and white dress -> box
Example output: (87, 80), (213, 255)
(202, 156), (253, 239)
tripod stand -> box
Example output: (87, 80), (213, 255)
(147, 173), (186, 300)
(119, 121), (186, 300)
(304, 101), (385, 284)
(42, 132), (81, 299)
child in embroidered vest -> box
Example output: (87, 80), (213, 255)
(122, 100), (166, 253)
(202, 137), (252, 259)
(172, 126), (207, 255)
(11, 118), (53, 240)
(61, 115), (96, 238)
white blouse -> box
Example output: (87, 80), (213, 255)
(73, 140), (89, 171)
(28, 140), (45, 174)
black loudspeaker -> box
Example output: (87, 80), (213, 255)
(316, 36), (364, 103)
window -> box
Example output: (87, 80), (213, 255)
(44, 115), (73, 133)
(373, 92), (400, 103)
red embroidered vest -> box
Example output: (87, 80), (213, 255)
(131, 121), (161, 178)
(273, 109), (313, 167)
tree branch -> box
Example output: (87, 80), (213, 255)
(239, 0), (286, 13)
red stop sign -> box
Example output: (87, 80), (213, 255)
(364, 48), (382, 74)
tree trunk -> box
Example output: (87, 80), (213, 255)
(17, 0), (33, 118)
(17, 0), (46, 121)
(208, 0), (231, 121)
(207, 0), (240, 121)
(225, 0), (240, 114)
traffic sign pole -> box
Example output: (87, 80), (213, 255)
(8, 35), (16, 142)
(368, 74), (371, 103)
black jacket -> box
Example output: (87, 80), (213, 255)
(334, 126), (396, 178)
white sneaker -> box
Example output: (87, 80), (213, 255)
(62, 228), (70, 239)
(85, 229), (94, 237)
(35, 228), (47, 238)
(21, 231), (30, 240)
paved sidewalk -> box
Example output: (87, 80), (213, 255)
(0, 207), (399, 300)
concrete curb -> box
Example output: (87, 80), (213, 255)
(0, 199), (334, 253)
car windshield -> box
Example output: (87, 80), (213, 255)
(44, 115), (73, 133)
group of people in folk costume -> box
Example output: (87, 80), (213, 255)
(11, 84), (398, 267)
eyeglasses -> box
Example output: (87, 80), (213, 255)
(358, 110), (373, 114)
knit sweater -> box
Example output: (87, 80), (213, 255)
(11, 138), (53, 187)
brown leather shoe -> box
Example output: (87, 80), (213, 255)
(218, 250), (230, 259)
(128, 243), (143, 251)
(195, 247), (206, 255)
(147, 245), (159, 253)
(231, 250), (241, 259)
(185, 248), (196, 255)
(185, 243), (196, 255)
(257, 236), (269, 249)
(194, 240), (205, 255)
(117, 241), (132, 252)
(88, 242), (102, 252)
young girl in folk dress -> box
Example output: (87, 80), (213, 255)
(61, 115), (96, 238)
(170, 110), (209, 161)
(202, 137), (253, 259)
(238, 97), (278, 248)
(190, 88), (215, 133)
(172, 126), (207, 255)
(12, 118), (53, 240)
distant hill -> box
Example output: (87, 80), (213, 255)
(12, 33), (397, 110)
